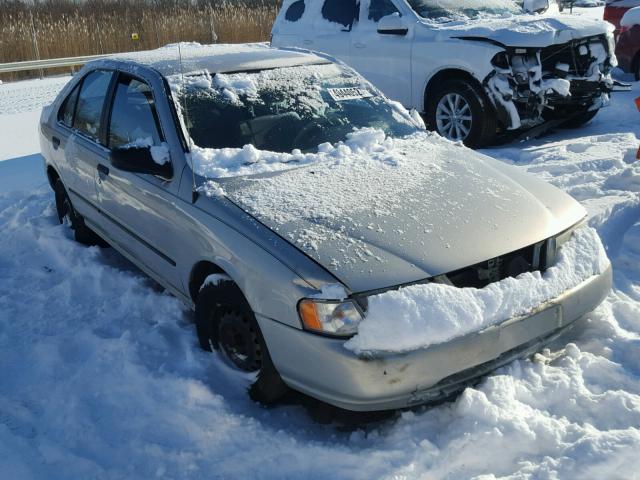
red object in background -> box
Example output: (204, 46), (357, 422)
(615, 16), (640, 78)
(605, 0), (640, 35)
(636, 97), (640, 160)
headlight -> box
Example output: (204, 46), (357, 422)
(298, 299), (364, 336)
(546, 218), (587, 267)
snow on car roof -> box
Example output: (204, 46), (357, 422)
(108, 42), (329, 77)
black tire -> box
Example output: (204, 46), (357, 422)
(425, 78), (497, 148)
(54, 179), (106, 246)
(195, 281), (288, 405)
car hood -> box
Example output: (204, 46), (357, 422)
(220, 133), (585, 294)
(434, 14), (613, 48)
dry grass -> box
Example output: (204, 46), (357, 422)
(0, 0), (280, 81)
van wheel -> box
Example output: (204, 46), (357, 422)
(426, 79), (496, 148)
(196, 281), (288, 405)
(54, 179), (106, 246)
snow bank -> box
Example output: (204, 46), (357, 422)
(346, 227), (609, 354)
(621, 6), (640, 27)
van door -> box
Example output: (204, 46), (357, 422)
(306, 0), (360, 62)
(95, 73), (183, 293)
(348, 0), (413, 107)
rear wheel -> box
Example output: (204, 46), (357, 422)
(196, 281), (288, 404)
(425, 79), (497, 148)
(54, 179), (106, 246)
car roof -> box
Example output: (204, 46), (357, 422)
(101, 42), (329, 77)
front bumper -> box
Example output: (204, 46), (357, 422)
(258, 265), (612, 411)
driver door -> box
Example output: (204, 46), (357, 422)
(95, 72), (183, 292)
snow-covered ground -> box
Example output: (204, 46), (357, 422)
(2, 31), (640, 480)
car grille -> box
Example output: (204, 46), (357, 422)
(445, 238), (551, 289)
(539, 35), (607, 77)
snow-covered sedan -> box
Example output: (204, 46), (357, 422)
(272, 0), (618, 147)
(39, 44), (612, 411)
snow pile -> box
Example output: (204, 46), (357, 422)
(436, 11), (612, 47)
(346, 226), (609, 354)
(621, 6), (640, 27)
(190, 127), (404, 178)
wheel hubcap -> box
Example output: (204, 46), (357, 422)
(436, 93), (473, 142)
(218, 310), (262, 372)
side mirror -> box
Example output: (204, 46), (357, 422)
(377, 13), (408, 36)
(523, 0), (550, 13)
(110, 145), (173, 179)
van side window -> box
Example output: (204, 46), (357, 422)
(321, 0), (359, 29)
(58, 84), (80, 127)
(73, 70), (113, 142)
(285, 0), (306, 21)
(369, 0), (400, 22)
(108, 75), (162, 149)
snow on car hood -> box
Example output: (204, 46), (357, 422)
(345, 226), (610, 354)
(217, 129), (586, 293)
(436, 14), (613, 48)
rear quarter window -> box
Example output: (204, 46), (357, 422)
(285, 0), (306, 21)
(58, 83), (80, 127)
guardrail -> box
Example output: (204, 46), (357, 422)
(0, 54), (111, 74)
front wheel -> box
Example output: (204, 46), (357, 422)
(196, 281), (288, 404)
(425, 79), (497, 148)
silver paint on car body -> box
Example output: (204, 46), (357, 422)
(40, 45), (611, 410)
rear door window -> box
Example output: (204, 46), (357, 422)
(368, 0), (400, 22)
(321, 0), (359, 29)
(73, 70), (113, 142)
(107, 75), (163, 149)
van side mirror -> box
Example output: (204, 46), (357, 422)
(110, 146), (173, 179)
(377, 13), (408, 36)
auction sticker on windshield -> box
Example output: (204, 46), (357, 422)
(327, 87), (373, 101)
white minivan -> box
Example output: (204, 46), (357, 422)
(272, 0), (617, 147)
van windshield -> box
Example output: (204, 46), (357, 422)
(172, 63), (419, 154)
(406, 0), (523, 22)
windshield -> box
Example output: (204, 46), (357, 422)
(173, 63), (418, 155)
(406, 0), (523, 22)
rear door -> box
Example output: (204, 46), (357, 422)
(348, 0), (413, 107)
(56, 70), (114, 219)
(306, 0), (359, 62)
(95, 72), (184, 293)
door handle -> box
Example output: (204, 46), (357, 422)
(354, 42), (366, 49)
(97, 164), (109, 179)
(52, 136), (60, 150)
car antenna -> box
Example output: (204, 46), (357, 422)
(177, 42), (199, 203)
